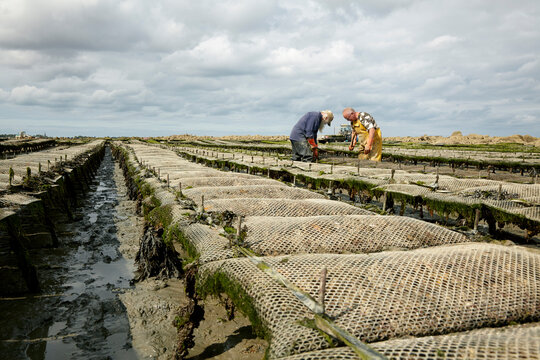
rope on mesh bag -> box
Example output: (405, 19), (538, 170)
(235, 245), (387, 360)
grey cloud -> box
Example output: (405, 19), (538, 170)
(0, 0), (539, 137)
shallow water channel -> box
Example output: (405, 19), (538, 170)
(0, 147), (137, 359)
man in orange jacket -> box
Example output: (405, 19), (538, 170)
(289, 110), (333, 162)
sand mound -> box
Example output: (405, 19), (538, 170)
(385, 133), (538, 146)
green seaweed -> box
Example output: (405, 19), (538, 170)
(197, 270), (269, 341)
(146, 203), (173, 230)
(168, 224), (199, 263)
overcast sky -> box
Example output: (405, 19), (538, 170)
(0, 0), (539, 137)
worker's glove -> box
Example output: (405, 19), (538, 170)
(348, 144), (354, 151)
(307, 138), (318, 159)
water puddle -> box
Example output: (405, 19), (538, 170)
(0, 147), (137, 359)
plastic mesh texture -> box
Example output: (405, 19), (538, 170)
(180, 176), (285, 189)
(172, 171), (250, 180)
(281, 323), (540, 360)
(199, 243), (540, 358)
(180, 223), (234, 263)
(176, 146), (540, 223)
(204, 198), (373, 217)
(182, 185), (325, 204)
(242, 215), (469, 256)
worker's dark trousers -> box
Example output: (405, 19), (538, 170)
(290, 139), (313, 162)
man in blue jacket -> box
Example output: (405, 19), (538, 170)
(289, 110), (333, 162)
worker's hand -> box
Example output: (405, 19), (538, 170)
(307, 138), (317, 149)
(312, 147), (319, 159)
(348, 144), (354, 151)
(364, 143), (372, 154)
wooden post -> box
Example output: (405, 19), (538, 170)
(167, 174), (170, 187)
(199, 195), (205, 214)
(319, 267), (327, 314)
(293, 175), (296, 186)
(497, 184), (502, 200)
(309, 163), (312, 171)
(382, 191), (388, 211)
(331, 162), (334, 174)
(236, 216), (243, 246)
(473, 209), (481, 231)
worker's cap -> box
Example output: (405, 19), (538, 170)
(321, 110), (334, 124)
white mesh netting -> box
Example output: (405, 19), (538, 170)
(119, 142), (539, 359)
(179, 176), (285, 189)
(241, 215), (469, 256)
(281, 323), (540, 360)
(176, 145), (540, 224)
(182, 185), (325, 204)
(203, 198), (373, 217)
(199, 243), (540, 358)
(179, 223), (234, 264)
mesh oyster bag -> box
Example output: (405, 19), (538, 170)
(182, 185), (325, 204)
(203, 198), (373, 217)
(242, 215), (469, 256)
(281, 323), (540, 360)
(178, 223), (235, 264)
(199, 243), (540, 358)
(179, 176), (285, 189)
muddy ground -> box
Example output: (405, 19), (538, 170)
(0, 148), (268, 359)
(113, 158), (267, 359)
(0, 148), (136, 359)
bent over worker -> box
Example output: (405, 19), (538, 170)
(342, 107), (382, 161)
(289, 110), (333, 162)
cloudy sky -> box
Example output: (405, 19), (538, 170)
(0, 0), (539, 137)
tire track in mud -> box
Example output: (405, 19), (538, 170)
(0, 147), (136, 359)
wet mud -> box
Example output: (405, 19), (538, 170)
(0, 147), (136, 359)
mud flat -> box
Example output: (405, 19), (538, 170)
(113, 159), (188, 359)
(0, 146), (138, 358)
(0, 140), (105, 295)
